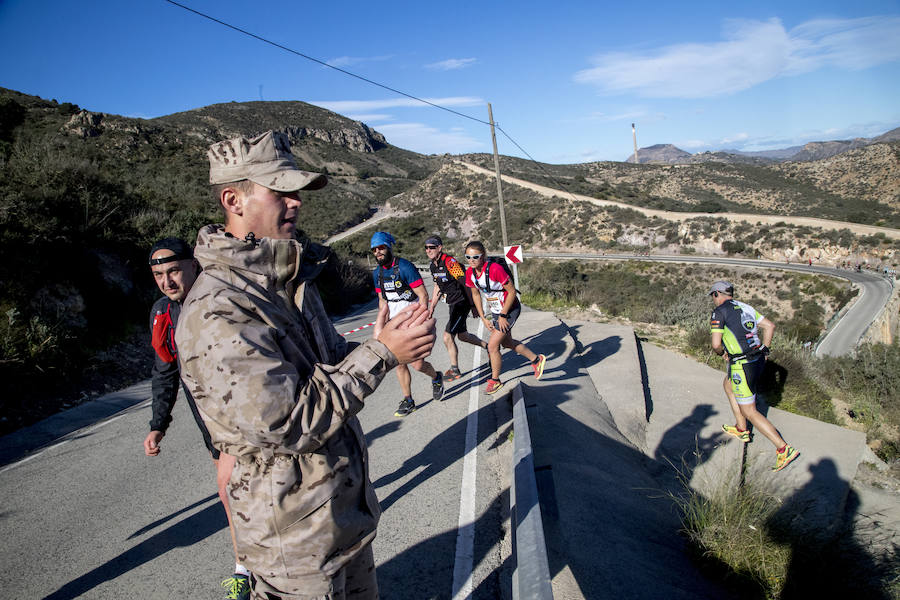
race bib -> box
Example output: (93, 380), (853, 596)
(486, 295), (503, 312)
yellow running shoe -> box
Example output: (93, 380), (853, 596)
(772, 445), (800, 472)
(221, 574), (250, 600)
(722, 424), (751, 443)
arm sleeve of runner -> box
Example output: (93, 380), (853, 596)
(398, 259), (424, 289)
(372, 269), (381, 295)
(465, 267), (475, 288)
(489, 262), (510, 285)
(446, 256), (466, 283)
(149, 307), (177, 433)
(150, 353), (178, 433)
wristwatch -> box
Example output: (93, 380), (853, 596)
(498, 313), (509, 318)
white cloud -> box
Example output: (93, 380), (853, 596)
(325, 55), (394, 68)
(574, 16), (900, 98)
(310, 96), (483, 113)
(721, 132), (750, 144)
(589, 110), (647, 122)
(425, 58), (477, 71)
(375, 122), (484, 154)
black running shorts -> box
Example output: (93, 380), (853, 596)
(446, 302), (471, 334)
(491, 301), (521, 330)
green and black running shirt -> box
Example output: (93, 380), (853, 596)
(710, 299), (765, 356)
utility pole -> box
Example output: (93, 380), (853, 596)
(487, 103), (518, 288)
(632, 123), (639, 164)
(488, 103), (509, 247)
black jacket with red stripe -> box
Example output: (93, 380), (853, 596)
(148, 296), (182, 432)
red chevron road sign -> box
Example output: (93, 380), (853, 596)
(505, 245), (523, 264)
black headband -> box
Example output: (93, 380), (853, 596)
(149, 252), (192, 266)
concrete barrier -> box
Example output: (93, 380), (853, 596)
(511, 383), (554, 600)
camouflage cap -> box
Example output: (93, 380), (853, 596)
(208, 130), (327, 192)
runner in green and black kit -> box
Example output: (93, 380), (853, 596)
(709, 280), (799, 472)
(424, 235), (487, 380)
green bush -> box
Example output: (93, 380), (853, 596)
(722, 240), (746, 254)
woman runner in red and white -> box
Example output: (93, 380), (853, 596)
(464, 240), (546, 394)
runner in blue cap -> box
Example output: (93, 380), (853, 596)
(371, 232), (444, 416)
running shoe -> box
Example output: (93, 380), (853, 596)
(485, 379), (504, 394)
(532, 354), (547, 380)
(395, 397), (416, 417)
(432, 372), (445, 401)
(772, 445), (800, 472)
(444, 367), (463, 381)
(721, 424), (751, 443)
(221, 574), (250, 600)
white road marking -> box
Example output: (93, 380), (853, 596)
(451, 320), (485, 600)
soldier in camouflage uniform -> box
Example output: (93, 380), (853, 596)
(176, 130), (436, 599)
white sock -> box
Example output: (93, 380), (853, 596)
(235, 563), (250, 577)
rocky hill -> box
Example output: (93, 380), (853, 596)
(722, 146), (802, 160)
(790, 138), (872, 162)
(873, 127), (900, 143)
(0, 87), (440, 431)
(457, 146), (900, 227)
(374, 161), (898, 271)
(625, 143), (691, 164)
(624, 127), (900, 165)
(774, 143), (900, 211)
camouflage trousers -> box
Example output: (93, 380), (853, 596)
(250, 543), (378, 600)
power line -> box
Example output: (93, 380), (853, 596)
(494, 126), (583, 204)
(163, 0), (491, 127)
(164, 0), (582, 204)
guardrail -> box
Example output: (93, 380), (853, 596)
(511, 383), (554, 600)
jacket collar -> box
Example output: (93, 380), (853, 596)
(194, 224), (304, 288)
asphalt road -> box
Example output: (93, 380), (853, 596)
(0, 301), (506, 600)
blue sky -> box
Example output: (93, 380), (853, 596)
(1, 0), (899, 163)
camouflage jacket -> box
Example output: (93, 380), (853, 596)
(175, 224), (397, 584)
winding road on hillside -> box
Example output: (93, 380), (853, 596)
(323, 161), (896, 356)
(322, 209), (894, 357)
(324, 207), (408, 244)
(456, 161), (900, 240)
(528, 252), (894, 357)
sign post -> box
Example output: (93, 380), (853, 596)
(504, 244), (523, 291)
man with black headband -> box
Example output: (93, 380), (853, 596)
(145, 237), (250, 600)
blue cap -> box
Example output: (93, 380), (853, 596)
(370, 231), (395, 249)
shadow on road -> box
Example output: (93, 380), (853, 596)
(377, 502), (506, 600)
(766, 458), (896, 599)
(43, 499), (226, 600)
(126, 493), (218, 540)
